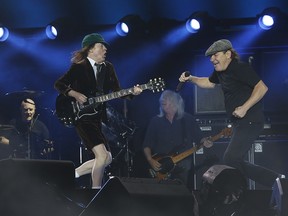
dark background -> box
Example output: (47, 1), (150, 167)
(0, 0), (287, 184)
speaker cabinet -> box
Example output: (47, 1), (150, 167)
(80, 177), (196, 216)
(0, 158), (75, 216)
(253, 140), (288, 189)
(271, 178), (288, 216)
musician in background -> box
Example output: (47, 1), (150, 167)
(143, 90), (211, 190)
(0, 98), (52, 159)
(54, 33), (142, 189)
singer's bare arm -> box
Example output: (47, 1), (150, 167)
(179, 72), (215, 89)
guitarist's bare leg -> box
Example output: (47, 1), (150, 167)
(91, 144), (112, 188)
(75, 144), (112, 188)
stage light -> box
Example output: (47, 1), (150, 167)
(0, 26), (9, 42)
(258, 14), (274, 30)
(185, 12), (213, 34)
(186, 18), (201, 33)
(45, 18), (75, 40)
(257, 7), (285, 30)
(116, 22), (129, 36)
(116, 15), (145, 37)
(45, 24), (58, 39)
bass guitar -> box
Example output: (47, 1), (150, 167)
(149, 127), (232, 180)
(55, 78), (165, 127)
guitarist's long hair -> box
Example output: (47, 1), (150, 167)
(71, 45), (92, 64)
(158, 90), (185, 119)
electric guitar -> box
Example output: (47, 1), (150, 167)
(55, 78), (165, 127)
(149, 127), (232, 180)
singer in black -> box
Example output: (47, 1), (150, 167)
(179, 39), (285, 187)
(0, 98), (51, 159)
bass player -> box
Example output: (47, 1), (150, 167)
(143, 90), (212, 190)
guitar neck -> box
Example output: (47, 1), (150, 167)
(210, 132), (224, 142)
(171, 144), (202, 164)
(170, 130), (228, 164)
(93, 84), (148, 103)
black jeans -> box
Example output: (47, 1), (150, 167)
(223, 119), (279, 187)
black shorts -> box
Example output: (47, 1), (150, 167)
(75, 118), (109, 151)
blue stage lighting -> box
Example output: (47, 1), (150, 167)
(0, 26), (9, 42)
(115, 15), (145, 37)
(116, 22), (129, 37)
(185, 12), (212, 34)
(258, 15), (274, 30)
(45, 18), (76, 40)
(257, 7), (287, 30)
(45, 24), (58, 39)
(186, 18), (201, 33)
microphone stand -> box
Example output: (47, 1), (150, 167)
(123, 129), (135, 177)
(27, 114), (39, 159)
(112, 128), (136, 177)
(123, 99), (133, 177)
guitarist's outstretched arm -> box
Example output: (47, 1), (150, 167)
(144, 147), (161, 171)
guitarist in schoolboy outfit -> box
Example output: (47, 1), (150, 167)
(54, 33), (142, 189)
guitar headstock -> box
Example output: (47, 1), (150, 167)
(147, 78), (165, 93)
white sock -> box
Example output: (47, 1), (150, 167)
(92, 186), (101, 189)
(75, 171), (80, 178)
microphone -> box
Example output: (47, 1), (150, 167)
(176, 71), (190, 92)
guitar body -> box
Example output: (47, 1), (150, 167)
(55, 94), (101, 127)
(148, 156), (176, 180)
(157, 156), (175, 173)
(148, 127), (232, 181)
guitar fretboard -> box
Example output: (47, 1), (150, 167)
(170, 128), (231, 164)
(93, 83), (149, 103)
(172, 145), (202, 164)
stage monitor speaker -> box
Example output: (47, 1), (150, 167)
(271, 178), (288, 216)
(0, 158), (76, 216)
(200, 165), (247, 216)
(80, 177), (196, 216)
(202, 165), (247, 191)
(0, 158), (75, 190)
